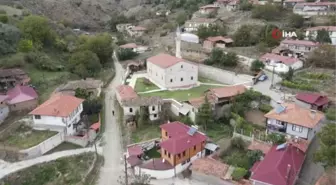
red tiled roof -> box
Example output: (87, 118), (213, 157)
(160, 122), (207, 155)
(116, 85), (138, 101)
(120, 43), (137, 49)
(265, 103), (324, 128)
(147, 53), (185, 69)
(306, 26), (336, 32)
(250, 144), (305, 185)
(30, 94), (84, 117)
(209, 85), (246, 99)
(296, 92), (329, 106)
(281, 39), (320, 47)
(127, 156), (142, 167)
(260, 53), (300, 65)
(4, 85), (38, 104)
(206, 36), (233, 43)
(127, 145), (143, 156)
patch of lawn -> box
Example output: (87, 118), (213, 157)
(131, 125), (161, 143)
(140, 85), (221, 101)
(134, 78), (160, 92)
(45, 142), (82, 155)
(1, 124), (58, 149)
(203, 123), (233, 142)
(198, 76), (223, 84)
(144, 147), (161, 158)
(0, 152), (95, 185)
(326, 108), (336, 121)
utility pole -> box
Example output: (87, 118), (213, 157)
(124, 154), (128, 185)
(270, 65), (275, 89)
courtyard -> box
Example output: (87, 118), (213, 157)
(134, 77), (160, 92)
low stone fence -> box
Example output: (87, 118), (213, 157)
(65, 135), (89, 147)
(20, 132), (65, 159)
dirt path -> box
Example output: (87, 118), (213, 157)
(97, 53), (125, 185)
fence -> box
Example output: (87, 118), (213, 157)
(65, 135), (89, 147)
(233, 128), (268, 143)
(20, 131), (65, 159)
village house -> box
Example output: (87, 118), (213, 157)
(293, 2), (336, 16)
(115, 85), (163, 121)
(250, 143), (305, 185)
(116, 23), (133, 32)
(30, 94), (84, 135)
(279, 39), (320, 57)
(305, 26), (336, 45)
(203, 36), (233, 51)
(295, 92), (329, 111)
(0, 68), (30, 92)
(265, 103), (325, 141)
(283, 0), (305, 8)
(184, 18), (221, 32)
(56, 78), (103, 97)
(119, 43), (149, 53)
(127, 26), (147, 37)
(199, 5), (219, 14)
(146, 53), (198, 90)
(214, 0), (240, 11)
(259, 53), (303, 73)
(0, 85), (38, 112)
(0, 103), (9, 124)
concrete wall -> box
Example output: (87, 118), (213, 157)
(65, 135), (89, 147)
(198, 64), (253, 86)
(164, 61), (198, 89)
(20, 132), (65, 159)
(9, 99), (38, 112)
(147, 61), (166, 88)
(192, 171), (233, 185)
(0, 106), (9, 124)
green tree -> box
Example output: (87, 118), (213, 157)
(314, 124), (336, 168)
(307, 45), (336, 68)
(108, 13), (131, 31)
(233, 24), (261, 46)
(204, 48), (224, 65)
(18, 15), (54, 47)
(252, 4), (282, 21)
(75, 88), (91, 99)
(231, 167), (248, 181)
(197, 24), (227, 40)
(117, 48), (138, 61)
(68, 50), (102, 78)
(316, 29), (332, 44)
(250, 60), (265, 72)
(222, 51), (238, 67)
(196, 96), (214, 131)
(287, 14), (304, 28)
(0, 23), (21, 55)
(280, 67), (294, 81)
(267, 133), (286, 144)
(239, 0), (253, 11)
(247, 150), (263, 166)
(137, 107), (149, 127)
(78, 33), (113, 65)
(17, 39), (33, 52)
(0, 14), (8, 23)
(176, 12), (188, 25)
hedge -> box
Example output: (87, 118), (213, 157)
(232, 167), (248, 181)
(281, 80), (315, 91)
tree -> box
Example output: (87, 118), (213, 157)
(307, 45), (336, 68)
(267, 133), (286, 144)
(252, 4), (282, 21)
(0, 14), (8, 23)
(82, 98), (103, 115)
(0, 23), (20, 55)
(17, 39), (33, 52)
(205, 48), (224, 65)
(247, 150), (263, 166)
(239, 0), (253, 11)
(280, 67), (294, 81)
(68, 50), (102, 78)
(250, 60), (265, 72)
(314, 124), (336, 168)
(197, 24), (227, 40)
(137, 107), (149, 127)
(108, 13), (131, 31)
(196, 96), (214, 131)
(205, 49), (238, 67)
(78, 33), (113, 65)
(316, 29), (332, 44)
(18, 15), (54, 47)
(207, 11), (218, 18)
(233, 24), (261, 46)
(287, 14), (304, 28)
(75, 88), (91, 99)
(231, 167), (248, 181)
(222, 51), (238, 67)
(176, 12), (188, 25)
(117, 48), (138, 61)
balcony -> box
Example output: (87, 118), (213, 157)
(267, 124), (286, 134)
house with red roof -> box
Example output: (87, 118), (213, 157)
(259, 53), (303, 73)
(214, 0), (240, 11)
(250, 143), (305, 185)
(265, 103), (325, 141)
(128, 26), (147, 37)
(119, 43), (149, 53)
(305, 26), (336, 45)
(146, 53), (198, 90)
(199, 4), (219, 14)
(293, 2), (336, 16)
(0, 68), (30, 92)
(295, 92), (329, 111)
(279, 39), (320, 57)
(0, 85), (38, 112)
(29, 94), (84, 135)
(203, 36), (233, 51)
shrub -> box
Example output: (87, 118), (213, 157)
(267, 133), (286, 144)
(224, 151), (250, 169)
(232, 167), (248, 181)
(326, 108), (336, 121)
(15, 4), (24, 9)
(18, 39), (33, 52)
(117, 48), (138, 61)
(247, 150), (263, 166)
(0, 14), (8, 23)
(0, 10), (6, 14)
(231, 137), (246, 150)
(281, 80), (315, 91)
(24, 52), (61, 71)
(0, 53), (25, 68)
(259, 104), (273, 113)
(299, 72), (331, 80)
(250, 60), (265, 72)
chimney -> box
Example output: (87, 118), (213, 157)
(286, 164), (291, 185)
(310, 110), (316, 119)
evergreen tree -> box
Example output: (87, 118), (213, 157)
(196, 96), (214, 131)
(316, 29), (332, 44)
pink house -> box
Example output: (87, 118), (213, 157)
(0, 85), (38, 111)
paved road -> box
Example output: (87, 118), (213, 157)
(97, 54), (125, 185)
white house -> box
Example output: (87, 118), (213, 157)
(259, 53), (303, 73)
(29, 94), (84, 135)
(0, 104), (9, 124)
(305, 26), (336, 45)
(293, 2), (336, 16)
(184, 18), (219, 32)
(265, 103), (325, 141)
(146, 53), (198, 90)
(116, 85), (163, 121)
(119, 43), (149, 53)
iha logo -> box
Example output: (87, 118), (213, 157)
(271, 28), (297, 40)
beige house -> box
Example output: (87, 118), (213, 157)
(146, 53), (198, 90)
(279, 39), (320, 57)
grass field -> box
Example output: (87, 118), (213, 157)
(131, 125), (161, 143)
(134, 77), (160, 92)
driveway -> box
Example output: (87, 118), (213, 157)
(97, 53), (125, 185)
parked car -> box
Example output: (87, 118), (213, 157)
(258, 74), (268, 81)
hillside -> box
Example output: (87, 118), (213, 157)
(0, 0), (144, 29)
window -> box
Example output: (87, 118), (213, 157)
(181, 78), (183, 82)
(154, 114), (157, 118)
(168, 153), (171, 158)
(178, 154), (181, 158)
(187, 158), (190, 163)
(165, 131), (168, 136)
(152, 106), (155, 111)
(129, 108), (133, 112)
(170, 79), (173, 83)
(191, 76), (193, 80)
(181, 65), (183, 68)
(292, 125), (303, 132)
(164, 150), (167, 155)
(183, 151), (186, 156)
(194, 145), (196, 151)
(182, 161), (186, 165)
(34, 115), (41, 119)
(68, 123), (71, 128)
